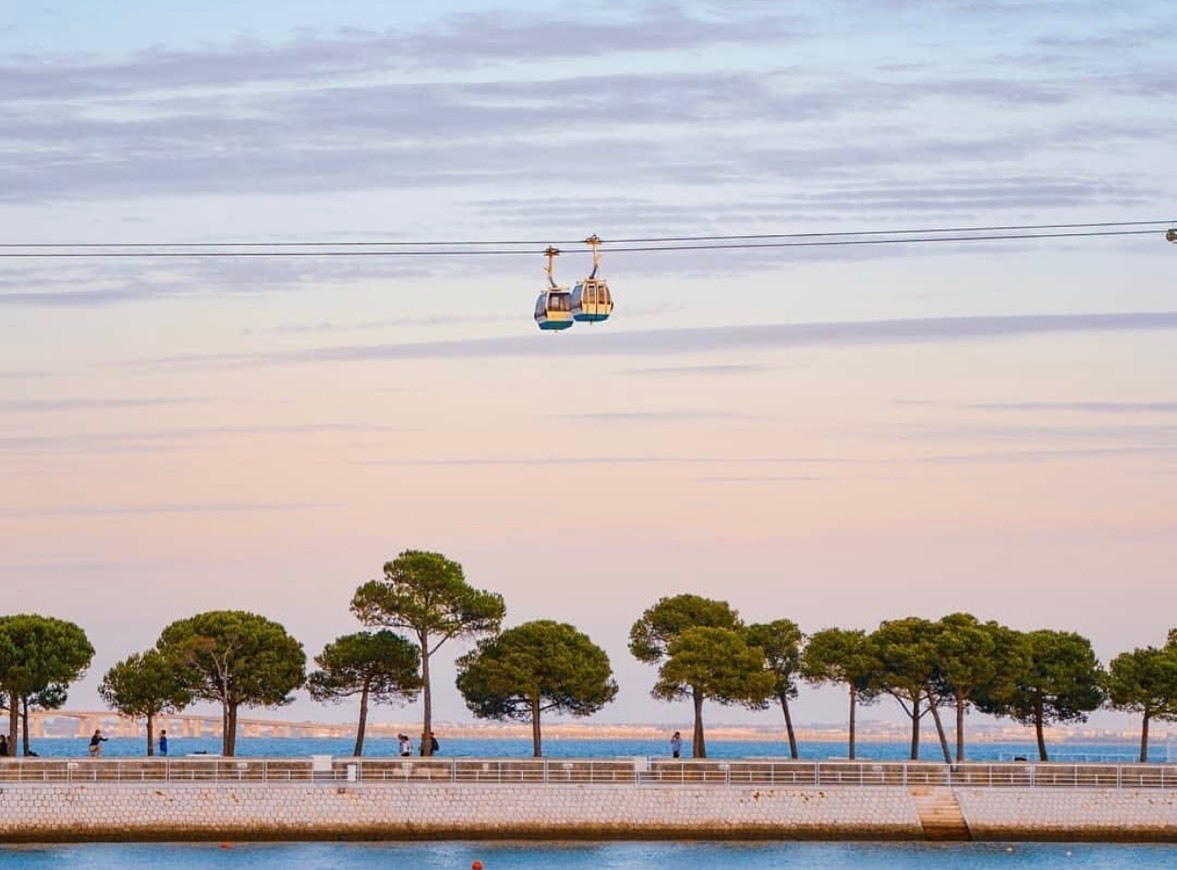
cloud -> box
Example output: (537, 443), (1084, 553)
(359, 455), (855, 468)
(912, 445), (1177, 464)
(0, 285), (176, 307)
(558, 410), (765, 423)
(0, 422), (409, 455)
(0, 370), (60, 380)
(470, 171), (1155, 236)
(357, 445), (1177, 470)
(898, 421), (1177, 446)
(0, 1), (1171, 312)
(966, 400), (1177, 414)
(0, 397), (204, 412)
(0, 255), (447, 307)
(241, 311), (521, 337)
(700, 475), (836, 483)
(0, 8), (800, 101)
(1, 7), (1169, 213)
(0, 501), (338, 518)
(148, 309), (1177, 368)
(623, 364), (773, 377)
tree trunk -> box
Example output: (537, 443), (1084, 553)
(420, 629), (433, 756)
(928, 696), (952, 763)
(20, 696), (29, 756)
(354, 680), (370, 757)
(955, 690), (966, 762)
(909, 696), (921, 760)
(1139, 712), (1151, 763)
(7, 692), (17, 756)
(691, 687), (706, 759)
(146, 714), (155, 757)
(531, 695), (543, 758)
(779, 693), (798, 759)
(847, 685), (857, 761)
(1034, 699), (1049, 762)
(225, 704), (238, 756)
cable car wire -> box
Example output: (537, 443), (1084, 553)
(0, 226), (1166, 258)
(0, 218), (1172, 249)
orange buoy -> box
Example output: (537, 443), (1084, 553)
(472, 861), (483, 870)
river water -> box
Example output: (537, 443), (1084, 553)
(15, 736), (1166, 762)
(0, 843), (1173, 870)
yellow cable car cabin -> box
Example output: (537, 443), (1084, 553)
(572, 234), (613, 323)
(571, 277), (612, 323)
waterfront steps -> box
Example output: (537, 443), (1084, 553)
(909, 787), (972, 841)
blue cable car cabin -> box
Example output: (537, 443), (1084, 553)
(571, 277), (613, 322)
(534, 245), (574, 331)
(534, 287), (573, 330)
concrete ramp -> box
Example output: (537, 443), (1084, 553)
(909, 787), (972, 841)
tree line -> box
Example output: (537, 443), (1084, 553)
(2, 550), (1175, 762)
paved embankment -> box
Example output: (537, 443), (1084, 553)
(0, 758), (1173, 842)
(955, 788), (1177, 841)
(0, 783), (925, 842)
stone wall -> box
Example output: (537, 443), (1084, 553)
(0, 783), (919, 842)
(956, 788), (1177, 841)
(0, 783), (1173, 843)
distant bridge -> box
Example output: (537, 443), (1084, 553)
(17, 710), (398, 740)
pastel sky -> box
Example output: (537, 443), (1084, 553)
(2, 1), (1176, 737)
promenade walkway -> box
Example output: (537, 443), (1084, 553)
(1, 757), (1174, 789)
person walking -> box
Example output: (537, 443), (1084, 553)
(420, 732), (440, 755)
(398, 733), (412, 757)
(159, 730), (169, 757)
(670, 730), (682, 759)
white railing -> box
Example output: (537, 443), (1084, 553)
(0, 757), (1174, 789)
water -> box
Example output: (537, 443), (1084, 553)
(0, 843), (1172, 870)
(12, 736), (1161, 762)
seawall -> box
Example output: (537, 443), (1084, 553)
(0, 783), (1174, 843)
(0, 783), (922, 842)
(1, 758), (1174, 843)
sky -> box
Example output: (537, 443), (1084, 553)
(2, 1), (1176, 740)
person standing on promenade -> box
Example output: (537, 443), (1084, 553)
(0, 734), (8, 757)
(89, 729), (108, 757)
(670, 731), (682, 759)
(159, 730), (168, 757)
(420, 732), (440, 755)
(398, 734), (412, 756)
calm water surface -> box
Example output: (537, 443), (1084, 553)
(0, 843), (1172, 870)
(17, 737), (1168, 763)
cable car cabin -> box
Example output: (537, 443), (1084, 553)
(571, 278), (613, 323)
(534, 289), (573, 330)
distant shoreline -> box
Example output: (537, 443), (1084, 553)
(20, 718), (1169, 744)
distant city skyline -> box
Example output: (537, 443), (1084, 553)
(1, 1), (1175, 733)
